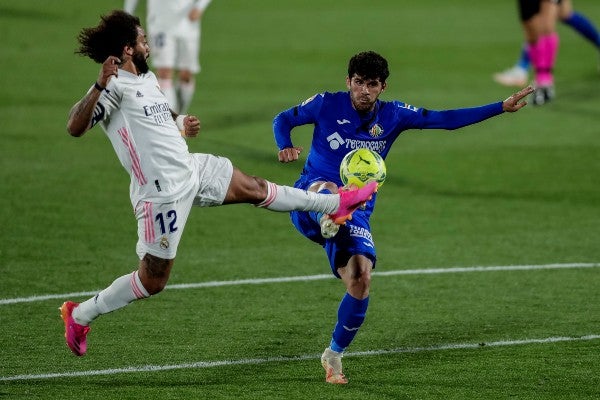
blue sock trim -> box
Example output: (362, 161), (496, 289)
(330, 339), (345, 353)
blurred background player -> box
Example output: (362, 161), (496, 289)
(273, 51), (532, 384)
(124, 0), (212, 113)
(494, 0), (600, 104)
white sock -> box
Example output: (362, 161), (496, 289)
(178, 79), (195, 114)
(256, 181), (339, 213)
(158, 78), (178, 112)
(73, 271), (149, 325)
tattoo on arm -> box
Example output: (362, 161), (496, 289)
(67, 90), (102, 136)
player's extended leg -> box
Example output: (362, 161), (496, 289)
(321, 254), (372, 384)
(60, 254), (171, 356)
(157, 67), (179, 112)
(225, 168), (375, 223)
(178, 70), (195, 114)
(559, 0), (600, 51)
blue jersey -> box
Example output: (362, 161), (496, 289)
(273, 90), (504, 274)
(274, 91), (504, 186)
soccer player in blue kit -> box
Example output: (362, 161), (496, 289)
(273, 51), (533, 384)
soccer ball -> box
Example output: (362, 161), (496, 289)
(339, 148), (386, 188)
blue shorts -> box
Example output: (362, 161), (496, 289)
(290, 177), (377, 278)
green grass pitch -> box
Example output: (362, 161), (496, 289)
(1, 1), (600, 399)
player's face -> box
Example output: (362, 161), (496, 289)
(346, 74), (386, 112)
(132, 27), (150, 74)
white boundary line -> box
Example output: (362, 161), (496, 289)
(1, 262), (598, 306)
(2, 334), (599, 382)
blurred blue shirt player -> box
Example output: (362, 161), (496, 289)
(273, 51), (533, 384)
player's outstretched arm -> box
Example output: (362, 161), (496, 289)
(502, 85), (534, 112)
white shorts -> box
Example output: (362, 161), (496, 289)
(149, 25), (202, 73)
(135, 153), (233, 259)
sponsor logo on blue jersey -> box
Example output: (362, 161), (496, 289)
(326, 132), (387, 153)
(348, 225), (373, 244)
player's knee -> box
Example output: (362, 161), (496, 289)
(139, 254), (173, 295)
(243, 175), (269, 203)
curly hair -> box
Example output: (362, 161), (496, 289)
(75, 10), (141, 63)
(348, 51), (390, 83)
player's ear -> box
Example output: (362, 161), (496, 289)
(123, 45), (134, 57)
(381, 82), (387, 92)
(345, 76), (351, 89)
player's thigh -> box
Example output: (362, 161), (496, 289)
(149, 30), (177, 69)
(518, 0), (542, 22)
(325, 211), (376, 278)
(175, 33), (200, 74)
(192, 153), (234, 207)
(135, 194), (194, 260)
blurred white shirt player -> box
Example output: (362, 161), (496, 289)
(124, 0), (212, 113)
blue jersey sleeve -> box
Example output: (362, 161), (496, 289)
(273, 93), (324, 150)
(414, 101), (505, 130)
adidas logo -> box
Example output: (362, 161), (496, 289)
(136, 91), (144, 97)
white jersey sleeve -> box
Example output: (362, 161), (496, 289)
(93, 70), (195, 209)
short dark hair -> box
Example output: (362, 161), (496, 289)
(347, 51), (390, 83)
(75, 10), (141, 63)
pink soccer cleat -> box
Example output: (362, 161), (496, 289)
(329, 181), (377, 225)
(60, 301), (90, 356)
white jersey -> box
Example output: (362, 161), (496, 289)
(92, 69), (194, 208)
(125, 0), (212, 35)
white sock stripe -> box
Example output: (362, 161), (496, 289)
(130, 271), (149, 299)
(257, 181), (277, 208)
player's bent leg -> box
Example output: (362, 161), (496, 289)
(137, 254), (174, 295)
(59, 255), (170, 356)
(321, 255), (373, 383)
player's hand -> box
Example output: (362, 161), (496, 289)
(182, 115), (201, 138)
(278, 146), (303, 163)
(98, 56), (121, 88)
(189, 8), (203, 21)
(502, 85), (534, 112)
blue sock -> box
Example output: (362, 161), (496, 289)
(309, 188), (332, 223)
(517, 43), (530, 70)
(330, 293), (369, 353)
(562, 11), (600, 49)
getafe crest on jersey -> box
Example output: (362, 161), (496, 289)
(369, 123), (383, 137)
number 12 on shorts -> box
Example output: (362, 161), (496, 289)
(155, 210), (178, 234)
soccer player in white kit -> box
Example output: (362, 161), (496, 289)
(60, 10), (377, 357)
(124, 0), (212, 113)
